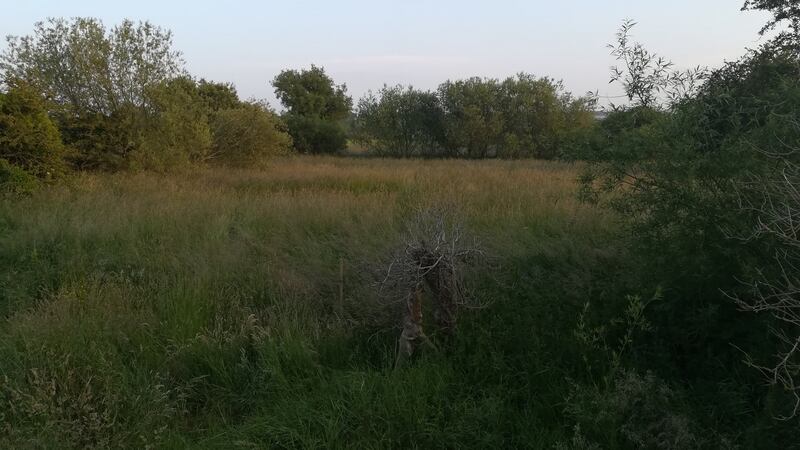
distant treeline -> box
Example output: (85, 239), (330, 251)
(353, 75), (596, 159)
(0, 17), (602, 192)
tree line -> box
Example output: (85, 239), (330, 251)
(353, 75), (595, 159)
(0, 17), (603, 192)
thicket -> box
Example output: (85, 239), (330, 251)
(354, 75), (596, 158)
(272, 65), (352, 155)
(563, 2), (800, 443)
(0, 18), (293, 187)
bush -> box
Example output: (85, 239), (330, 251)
(272, 65), (352, 154)
(353, 74), (596, 159)
(0, 81), (67, 178)
(354, 85), (446, 157)
(211, 103), (292, 167)
(283, 114), (347, 155)
(580, 21), (800, 434)
(132, 77), (213, 171)
(565, 370), (701, 449)
(0, 158), (38, 194)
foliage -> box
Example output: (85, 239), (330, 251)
(733, 151), (800, 419)
(283, 113), (348, 155)
(743, 0), (800, 36)
(608, 20), (705, 109)
(0, 80), (67, 179)
(197, 79), (241, 113)
(565, 370), (701, 449)
(355, 74), (595, 159)
(272, 65), (351, 120)
(272, 65), (352, 154)
(0, 158), (38, 195)
(0, 17), (195, 171)
(211, 102), (293, 167)
(1, 17), (183, 115)
(437, 77), (505, 158)
(133, 77), (213, 171)
(582, 14), (800, 429)
(354, 85), (446, 157)
(0, 156), (797, 446)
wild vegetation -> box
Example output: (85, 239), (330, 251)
(1, 1), (800, 448)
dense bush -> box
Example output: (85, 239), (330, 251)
(1, 18), (196, 171)
(211, 102), (292, 167)
(272, 65), (352, 154)
(0, 158), (38, 195)
(355, 74), (596, 159)
(354, 85), (446, 157)
(197, 79), (241, 113)
(133, 77), (213, 171)
(282, 114), (348, 155)
(580, 10), (800, 427)
(0, 80), (67, 179)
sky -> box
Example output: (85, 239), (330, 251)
(1, 1), (775, 109)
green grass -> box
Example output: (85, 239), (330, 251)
(0, 156), (629, 448)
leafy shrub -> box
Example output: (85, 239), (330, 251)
(211, 103), (292, 167)
(2, 18), (185, 171)
(354, 74), (596, 159)
(272, 65), (352, 154)
(0, 80), (67, 178)
(354, 85), (446, 157)
(0, 158), (38, 194)
(283, 114), (348, 155)
(133, 77), (213, 171)
(580, 16), (800, 435)
(565, 370), (701, 449)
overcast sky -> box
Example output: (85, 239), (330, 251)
(1, 1), (774, 108)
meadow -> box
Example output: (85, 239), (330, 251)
(0, 156), (629, 448)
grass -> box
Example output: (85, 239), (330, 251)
(0, 156), (627, 448)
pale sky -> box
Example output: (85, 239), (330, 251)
(1, 1), (774, 108)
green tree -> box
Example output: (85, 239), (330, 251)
(211, 102), (292, 167)
(438, 77), (504, 158)
(1, 18), (193, 170)
(197, 79), (241, 113)
(0, 80), (66, 179)
(354, 85), (446, 157)
(1, 18), (183, 115)
(134, 77), (213, 171)
(743, 0), (800, 36)
(581, 13), (800, 426)
(272, 65), (352, 154)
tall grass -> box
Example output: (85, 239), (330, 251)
(0, 156), (621, 448)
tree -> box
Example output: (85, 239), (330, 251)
(608, 20), (704, 109)
(0, 80), (66, 179)
(1, 18), (183, 115)
(438, 77), (505, 158)
(581, 14), (800, 424)
(743, 0), (800, 36)
(197, 79), (241, 113)
(497, 74), (594, 159)
(211, 102), (292, 167)
(354, 85), (446, 157)
(133, 77), (213, 171)
(272, 65), (352, 154)
(1, 18), (191, 170)
(437, 74), (593, 159)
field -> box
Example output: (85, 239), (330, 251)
(0, 157), (627, 448)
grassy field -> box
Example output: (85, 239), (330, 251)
(0, 156), (628, 448)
